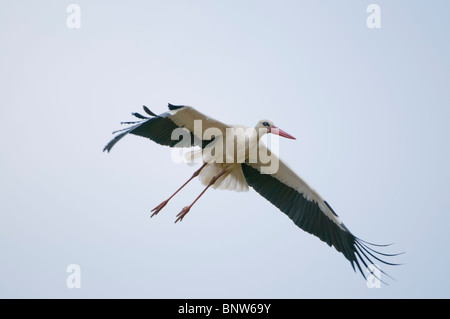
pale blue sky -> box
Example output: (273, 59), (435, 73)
(1, 1), (449, 298)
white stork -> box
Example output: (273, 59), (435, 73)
(104, 104), (400, 281)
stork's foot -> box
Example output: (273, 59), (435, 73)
(150, 200), (169, 217)
(175, 206), (191, 223)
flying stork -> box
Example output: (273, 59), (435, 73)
(103, 104), (400, 281)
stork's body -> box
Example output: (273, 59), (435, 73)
(104, 104), (400, 281)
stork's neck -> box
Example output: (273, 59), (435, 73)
(255, 127), (268, 142)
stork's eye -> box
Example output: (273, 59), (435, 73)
(262, 122), (270, 127)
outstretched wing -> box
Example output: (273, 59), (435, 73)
(103, 104), (228, 152)
(241, 145), (400, 280)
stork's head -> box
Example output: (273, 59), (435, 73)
(256, 120), (296, 140)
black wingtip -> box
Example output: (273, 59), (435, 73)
(132, 112), (148, 120)
(356, 237), (395, 247)
(168, 103), (185, 111)
(104, 105), (160, 154)
(102, 130), (130, 153)
(351, 238), (403, 285)
(143, 105), (158, 117)
(103, 141), (113, 153)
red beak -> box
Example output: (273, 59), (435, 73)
(269, 126), (296, 140)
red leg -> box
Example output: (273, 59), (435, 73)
(175, 168), (227, 223)
(150, 162), (207, 217)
